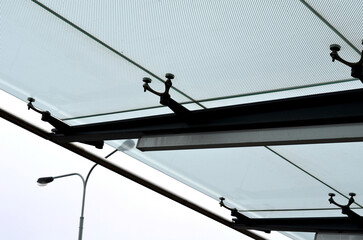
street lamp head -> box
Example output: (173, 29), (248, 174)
(37, 177), (54, 186)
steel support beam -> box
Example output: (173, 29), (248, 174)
(51, 89), (363, 147)
(233, 217), (363, 233)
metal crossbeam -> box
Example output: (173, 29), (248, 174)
(50, 89), (363, 150)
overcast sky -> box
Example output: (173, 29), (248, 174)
(0, 90), (291, 240)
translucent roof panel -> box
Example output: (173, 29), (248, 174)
(0, 0), (192, 120)
(2, 0), (362, 124)
(35, 0), (361, 104)
(271, 142), (363, 207)
(108, 140), (363, 240)
(305, 0), (363, 51)
(109, 140), (358, 214)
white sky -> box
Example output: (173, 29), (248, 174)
(0, 90), (291, 239)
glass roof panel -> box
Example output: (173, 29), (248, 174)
(0, 0), (192, 121)
(36, 0), (361, 103)
(305, 0), (363, 51)
(112, 141), (347, 213)
(271, 142), (363, 207)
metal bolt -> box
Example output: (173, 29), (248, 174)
(330, 44), (341, 52)
(165, 73), (174, 80)
(143, 77), (152, 83)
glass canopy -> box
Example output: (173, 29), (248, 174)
(2, 1), (363, 239)
(110, 140), (363, 217)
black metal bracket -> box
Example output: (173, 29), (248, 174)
(143, 73), (190, 116)
(330, 41), (363, 83)
(27, 97), (70, 134)
(219, 197), (254, 224)
(27, 97), (104, 149)
(328, 192), (362, 223)
(219, 197), (237, 211)
(219, 196), (363, 233)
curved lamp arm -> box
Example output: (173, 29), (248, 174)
(37, 148), (119, 240)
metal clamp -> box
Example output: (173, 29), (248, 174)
(328, 192), (356, 215)
(27, 97), (51, 118)
(143, 73), (174, 101)
(328, 192), (363, 225)
(330, 40), (363, 82)
(218, 195), (363, 233)
(142, 73), (189, 116)
(27, 97), (103, 149)
(219, 197), (237, 211)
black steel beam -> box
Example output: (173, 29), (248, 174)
(52, 88), (363, 143)
(233, 217), (363, 233)
(230, 209), (363, 233)
(0, 108), (266, 240)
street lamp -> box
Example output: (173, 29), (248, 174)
(36, 146), (127, 240)
(37, 164), (97, 240)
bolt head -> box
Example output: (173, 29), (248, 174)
(27, 97), (35, 103)
(329, 193), (336, 197)
(165, 73), (174, 80)
(349, 192), (356, 197)
(143, 77), (152, 83)
(330, 44), (341, 51)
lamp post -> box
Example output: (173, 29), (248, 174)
(37, 164), (96, 240)
(37, 148), (121, 240)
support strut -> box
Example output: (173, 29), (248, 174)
(143, 73), (190, 116)
(330, 40), (363, 83)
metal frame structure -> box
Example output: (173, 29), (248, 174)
(20, 88), (363, 234)
(220, 197), (363, 233)
(3, 0), (363, 238)
(30, 88), (363, 149)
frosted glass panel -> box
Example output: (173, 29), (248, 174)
(124, 145), (343, 212)
(306, 0), (363, 51)
(37, 0), (361, 102)
(272, 142), (363, 207)
(0, 0), (190, 121)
